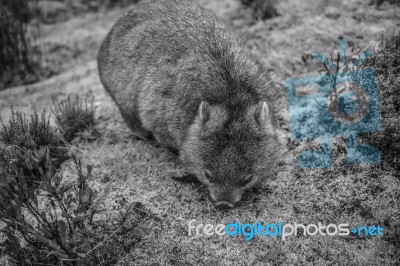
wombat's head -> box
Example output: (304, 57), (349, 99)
(181, 101), (280, 209)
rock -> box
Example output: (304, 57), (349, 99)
(324, 6), (341, 19)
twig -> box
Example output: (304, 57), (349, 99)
(81, 204), (160, 257)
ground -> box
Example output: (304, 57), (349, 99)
(0, 0), (399, 265)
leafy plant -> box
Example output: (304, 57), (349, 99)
(0, 146), (153, 265)
(0, 147), (96, 265)
(52, 94), (97, 142)
(0, 108), (68, 180)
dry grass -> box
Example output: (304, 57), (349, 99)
(52, 93), (97, 142)
(70, 135), (400, 265)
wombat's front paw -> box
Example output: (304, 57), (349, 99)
(171, 174), (199, 183)
(130, 128), (154, 141)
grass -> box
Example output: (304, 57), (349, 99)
(65, 28), (400, 266)
(0, 107), (60, 150)
(360, 32), (400, 172)
(72, 136), (400, 265)
(52, 93), (97, 142)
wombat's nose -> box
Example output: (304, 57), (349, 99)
(215, 201), (234, 209)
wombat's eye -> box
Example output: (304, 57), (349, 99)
(204, 170), (214, 183)
(242, 175), (253, 186)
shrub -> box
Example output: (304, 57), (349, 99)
(0, 108), (69, 180)
(0, 107), (68, 170)
(239, 0), (279, 21)
(52, 94), (97, 142)
(0, 108), (60, 150)
(0, 148), (96, 265)
(0, 111), (144, 264)
(0, 147), (151, 265)
(300, 34), (400, 172)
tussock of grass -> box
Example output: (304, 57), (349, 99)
(0, 107), (60, 150)
(52, 93), (97, 142)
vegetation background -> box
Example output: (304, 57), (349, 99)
(0, 0), (399, 265)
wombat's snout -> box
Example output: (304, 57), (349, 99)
(209, 187), (244, 210)
(214, 201), (235, 209)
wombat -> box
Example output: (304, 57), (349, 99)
(98, 0), (281, 209)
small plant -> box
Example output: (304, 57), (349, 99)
(288, 38), (384, 168)
(301, 39), (372, 90)
(303, 39), (375, 123)
(0, 147), (96, 265)
(0, 107), (60, 150)
(300, 35), (400, 171)
(0, 108), (67, 179)
(240, 0), (279, 21)
(52, 94), (97, 142)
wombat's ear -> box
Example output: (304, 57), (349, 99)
(199, 101), (210, 124)
(254, 101), (270, 126)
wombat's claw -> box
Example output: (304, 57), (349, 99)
(171, 174), (199, 183)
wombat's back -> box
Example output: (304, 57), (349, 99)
(98, 0), (275, 149)
(99, 0), (224, 137)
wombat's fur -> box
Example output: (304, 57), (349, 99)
(98, 0), (281, 208)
